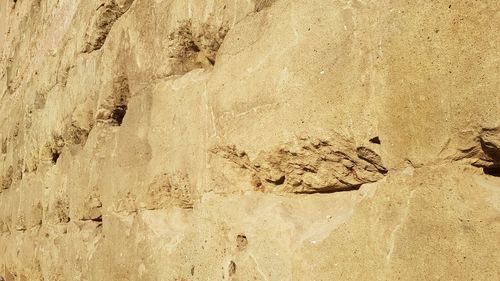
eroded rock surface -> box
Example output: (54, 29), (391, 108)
(211, 134), (387, 193)
(0, 0), (499, 280)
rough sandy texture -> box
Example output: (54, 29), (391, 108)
(0, 0), (499, 280)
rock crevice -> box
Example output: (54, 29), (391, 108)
(211, 134), (387, 194)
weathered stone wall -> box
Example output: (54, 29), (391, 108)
(0, 0), (499, 280)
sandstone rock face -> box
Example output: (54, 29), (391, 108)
(0, 0), (499, 280)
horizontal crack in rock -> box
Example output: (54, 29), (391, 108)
(211, 134), (387, 194)
(440, 127), (500, 176)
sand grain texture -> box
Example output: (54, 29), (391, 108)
(0, 0), (499, 280)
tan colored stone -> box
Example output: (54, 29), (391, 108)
(0, 0), (499, 280)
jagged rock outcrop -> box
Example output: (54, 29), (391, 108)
(211, 134), (387, 193)
(0, 0), (499, 280)
(440, 127), (500, 175)
(82, 0), (136, 53)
